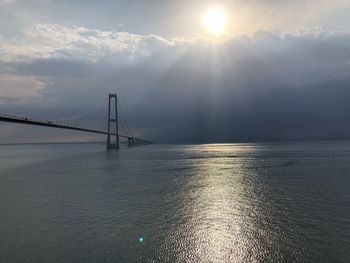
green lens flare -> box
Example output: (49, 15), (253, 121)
(139, 237), (144, 242)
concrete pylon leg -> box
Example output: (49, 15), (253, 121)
(106, 93), (119, 150)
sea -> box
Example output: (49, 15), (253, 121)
(0, 141), (349, 263)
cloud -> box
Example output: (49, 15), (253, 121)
(224, 0), (350, 35)
(0, 23), (181, 63)
(2, 24), (350, 142)
(0, 0), (15, 6)
(0, 73), (44, 100)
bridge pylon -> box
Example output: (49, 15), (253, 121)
(107, 93), (119, 150)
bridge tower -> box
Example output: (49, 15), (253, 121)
(107, 93), (119, 150)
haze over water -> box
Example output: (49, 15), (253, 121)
(0, 142), (350, 262)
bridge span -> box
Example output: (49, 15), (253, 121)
(0, 93), (152, 149)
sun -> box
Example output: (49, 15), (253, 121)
(202, 7), (228, 37)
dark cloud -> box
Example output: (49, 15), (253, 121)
(2, 30), (350, 143)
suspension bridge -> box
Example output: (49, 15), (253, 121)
(0, 93), (152, 149)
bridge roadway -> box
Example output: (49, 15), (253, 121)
(0, 113), (151, 144)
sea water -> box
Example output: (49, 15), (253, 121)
(0, 142), (349, 262)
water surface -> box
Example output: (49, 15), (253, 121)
(0, 142), (350, 262)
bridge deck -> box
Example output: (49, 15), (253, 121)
(0, 114), (148, 142)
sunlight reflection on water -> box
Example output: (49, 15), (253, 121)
(175, 144), (264, 262)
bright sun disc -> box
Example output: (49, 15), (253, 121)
(202, 7), (228, 37)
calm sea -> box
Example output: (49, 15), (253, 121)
(0, 142), (350, 262)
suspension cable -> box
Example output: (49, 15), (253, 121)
(117, 98), (134, 138)
(51, 101), (106, 123)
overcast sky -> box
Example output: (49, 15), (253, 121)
(1, 0), (350, 143)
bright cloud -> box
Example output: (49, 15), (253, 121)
(0, 24), (181, 62)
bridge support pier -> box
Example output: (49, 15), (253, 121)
(107, 94), (119, 150)
(128, 137), (135, 147)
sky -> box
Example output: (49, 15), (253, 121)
(1, 0), (350, 143)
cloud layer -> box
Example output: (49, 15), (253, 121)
(1, 23), (350, 143)
(0, 23), (178, 62)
